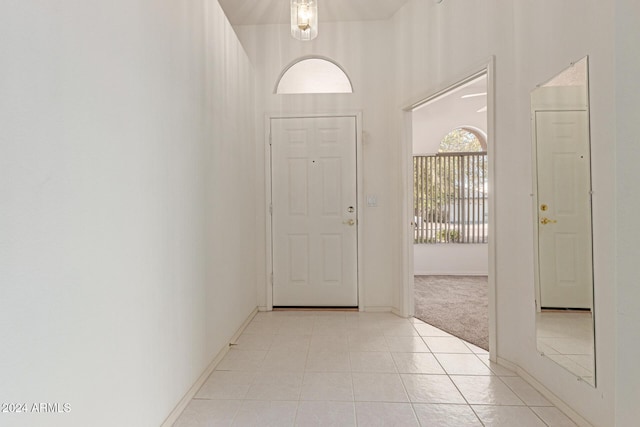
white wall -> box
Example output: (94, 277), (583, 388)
(414, 244), (488, 276)
(615, 0), (640, 424)
(393, 1), (615, 425)
(0, 1), (257, 426)
(234, 21), (399, 311)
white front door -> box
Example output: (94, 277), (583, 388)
(535, 110), (593, 309)
(271, 116), (358, 307)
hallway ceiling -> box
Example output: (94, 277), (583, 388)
(218, 0), (411, 26)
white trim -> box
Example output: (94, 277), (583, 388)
(355, 113), (365, 312)
(401, 112), (415, 318)
(492, 356), (593, 426)
(486, 57), (498, 362)
(514, 364), (595, 427)
(265, 112), (364, 311)
(365, 306), (395, 313)
(530, 107), (542, 313)
(264, 115), (274, 311)
(414, 271), (489, 276)
(400, 57), (498, 360)
(495, 356), (519, 373)
(160, 308), (258, 427)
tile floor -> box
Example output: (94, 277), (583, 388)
(536, 311), (595, 385)
(174, 311), (577, 426)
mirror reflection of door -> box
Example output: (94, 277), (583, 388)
(535, 110), (593, 309)
(531, 56), (596, 387)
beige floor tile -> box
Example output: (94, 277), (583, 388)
(413, 403), (482, 426)
(385, 336), (430, 352)
(451, 376), (524, 406)
(175, 311), (574, 427)
(413, 323), (452, 337)
(295, 401), (356, 427)
(472, 405), (546, 426)
(260, 349), (307, 372)
(392, 352), (445, 374)
(196, 371), (255, 400)
(232, 400), (297, 427)
(355, 402), (419, 426)
(174, 400), (241, 427)
(309, 335), (349, 352)
(352, 373), (409, 402)
(349, 351), (397, 373)
(348, 335), (389, 352)
(423, 337), (473, 353)
(300, 372), (354, 401)
(400, 374), (466, 404)
(305, 350), (350, 372)
(434, 353), (494, 375)
(217, 350), (267, 372)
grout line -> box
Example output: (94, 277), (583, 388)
(426, 334), (486, 426)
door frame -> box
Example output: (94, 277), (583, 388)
(400, 57), (497, 359)
(264, 112), (364, 311)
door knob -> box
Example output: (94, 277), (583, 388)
(343, 219), (355, 226)
(540, 217), (557, 225)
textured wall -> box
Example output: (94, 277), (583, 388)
(615, 0), (640, 424)
(0, 1), (257, 426)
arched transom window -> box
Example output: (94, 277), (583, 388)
(275, 57), (353, 94)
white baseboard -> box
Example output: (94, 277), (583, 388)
(414, 271), (488, 276)
(362, 306), (394, 313)
(160, 307), (259, 427)
(496, 356), (518, 371)
(495, 357), (593, 427)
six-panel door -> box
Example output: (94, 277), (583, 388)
(271, 116), (358, 307)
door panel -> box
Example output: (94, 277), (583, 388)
(536, 110), (592, 309)
(271, 116), (358, 307)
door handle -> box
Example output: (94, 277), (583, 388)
(343, 219), (355, 226)
(540, 217), (557, 225)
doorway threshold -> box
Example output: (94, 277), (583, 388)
(273, 307), (358, 312)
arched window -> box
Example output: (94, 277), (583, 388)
(275, 56), (353, 94)
(438, 128), (487, 152)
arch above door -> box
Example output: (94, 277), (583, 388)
(275, 56), (353, 94)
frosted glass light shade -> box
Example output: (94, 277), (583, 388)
(291, 0), (318, 41)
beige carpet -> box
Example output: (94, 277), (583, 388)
(414, 275), (488, 351)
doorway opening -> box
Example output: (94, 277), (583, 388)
(402, 63), (496, 356)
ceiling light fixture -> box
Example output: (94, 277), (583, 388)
(462, 92), (487, 99)
(291, 0), (318, 41)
